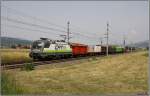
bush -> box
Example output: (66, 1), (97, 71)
(21, 63), (35, 71)
(1, 72), (24, 94)
(92, 57), (97, 60)
(11, 45), (16, 49)
(143, 53), (148, 57)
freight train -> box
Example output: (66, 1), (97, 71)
(29, 38), (135, 60)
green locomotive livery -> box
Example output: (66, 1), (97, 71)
(29, 38), (72, 59)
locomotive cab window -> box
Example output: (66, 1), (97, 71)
(32, 41), (44, 49)
(44, 41), (50, 48)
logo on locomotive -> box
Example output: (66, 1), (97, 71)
(55, 44), (66, 50)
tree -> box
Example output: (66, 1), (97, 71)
(11, 45), (16, 49)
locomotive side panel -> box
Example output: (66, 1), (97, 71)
(43, 43), (72, 57)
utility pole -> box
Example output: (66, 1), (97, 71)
(100, 37), (103, 45)
(123, 35), (126, 48)
(105, 22), (109, 56)
(67, 21), (70, 43)
(131, 41), (133, 52)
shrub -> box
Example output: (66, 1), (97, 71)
(21, 63), (35, 71)
(143, 53), (148, 57)
(92, 57), (97, 60)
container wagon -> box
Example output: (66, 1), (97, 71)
(108, 46), (116, 54)
(70, 43), (88, 56)
(115, 46), (124, 53)
(101, 46), (107, 55)
(87, 45), (102, 55)
(94, 45), (101, 55)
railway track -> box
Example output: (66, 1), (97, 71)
(1, 52), (133, 70)
(1, 55), (106, 69)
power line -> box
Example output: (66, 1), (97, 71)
(2, 6), (104, 44)
(71, 32), (99, 40)
(2, 16), (99, 40)
(70, 24), (101, 38)
(2, 17), (66, 33)
(70, 24), (104, 43)
(99, 37), (103, 45)
(2, 5), (67, 30)
(2, 16), (67, 33)
(1, 24), (61, 36)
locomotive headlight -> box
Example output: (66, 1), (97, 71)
(33, 49), (41, 52)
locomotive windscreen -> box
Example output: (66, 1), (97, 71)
(32, 41), (44, 49)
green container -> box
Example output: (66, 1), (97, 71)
(115, 47), (124, 53)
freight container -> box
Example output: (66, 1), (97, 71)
(115, 47), (124, 53)
(70, 43), (88, 56)
(108, 46), (116, 54)
(87, 45), (102, 55)
(92, 45), (101, 55)
(94, 45), (101, 53)
(101, 46), (107, 54)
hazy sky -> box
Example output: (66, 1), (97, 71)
(1, 1), (149, 45)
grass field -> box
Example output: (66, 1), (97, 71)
(1, 72), (24, 95)
(3, 51), (148, 95)
(1, 49), (32, 65)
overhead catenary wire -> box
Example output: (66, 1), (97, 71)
(1, 24), (62, 36)
(3, 5), (106, 39)
(71, 32), (99, 40)
(2, 6), (101, 40)
(2, 5), (104, 44)
(2, 16), (67, 33)
(2, 16), (100, 41)
(71, 24), (100, 36)
(70, 24), (105, 43)
(2, 5), (67, 30)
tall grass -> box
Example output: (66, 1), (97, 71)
(1, 49), (32, 65)
(1, 72), (24, 95)
(6, 51), (148, 94)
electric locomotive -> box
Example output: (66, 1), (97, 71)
(29, 38), (72, 59)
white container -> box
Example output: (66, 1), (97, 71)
(94, 45), (101, 52)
